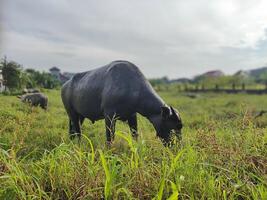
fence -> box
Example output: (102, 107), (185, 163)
(184, 83), (267, 94)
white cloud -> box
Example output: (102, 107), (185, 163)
(1, 0), (267, 78)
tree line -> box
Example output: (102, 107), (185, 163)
(0, 57), (60, 92)
(150, 72), (267, 89)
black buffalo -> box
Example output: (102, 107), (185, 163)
(18, 93), (48, 110)
(61, 61), (182, 144)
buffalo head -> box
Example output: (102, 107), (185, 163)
(151, 105), (183, 145)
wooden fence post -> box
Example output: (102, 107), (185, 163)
(201, 84), (205, 91)
(158, 85), (161, 92)
(232, 83), (236, 91)
(177, 85), (181, 92)
(184, 84), (188, 91)
(242, 83), (245, 90)
(215, 84), (219, 91)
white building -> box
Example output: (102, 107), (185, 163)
(49, 66), (61, 79)
(49, 66), (73, 83)
(0, 70), (5, 92)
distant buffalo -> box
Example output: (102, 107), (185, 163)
(61, 60), (182, 144)
(18, 93), (48, 110)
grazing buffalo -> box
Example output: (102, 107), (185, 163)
(61, 61), (182, 144)
(18, 93), (48, 110)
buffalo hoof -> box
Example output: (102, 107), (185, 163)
(132, 134), (139, 141)
(70, 134), (76, 140)
(69, 133), (81, 140)
(106, 141), (113, 148)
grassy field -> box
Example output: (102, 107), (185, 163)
(0, 89), (266, 199)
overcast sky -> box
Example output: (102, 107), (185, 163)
(1, 0), (267, 78)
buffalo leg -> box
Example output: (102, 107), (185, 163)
(128, 114), (138, 140)
(69, 119), (73, 135)
(77, 116), (85, 143)
(105, 114), (116, 144)
(80, 116), (85, 126)
(69, 112), (81, 140)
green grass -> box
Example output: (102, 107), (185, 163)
(0, 89), (266, 199)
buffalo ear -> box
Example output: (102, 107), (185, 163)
(170, 106), (179, 120)
(17, 95), (21, 99)
(161, 106), (170, 119)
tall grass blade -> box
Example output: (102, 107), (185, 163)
(99, 150), (111, 199)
